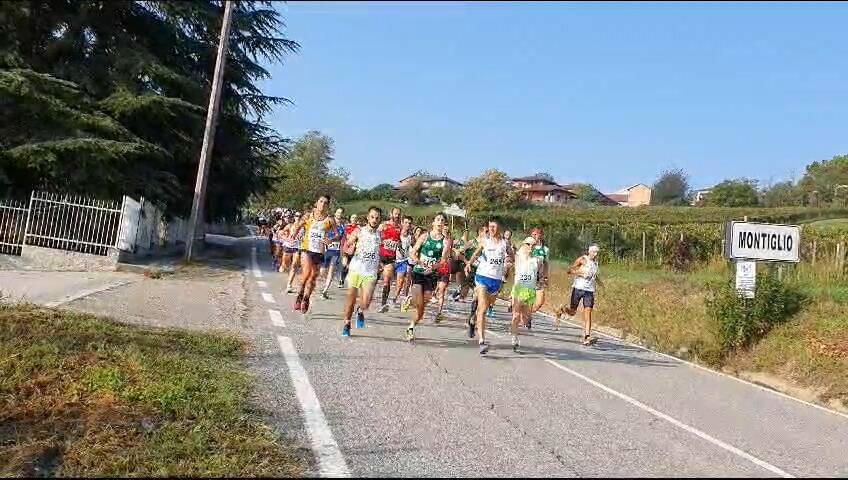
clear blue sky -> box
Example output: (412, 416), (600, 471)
(260, 1), (848, 193)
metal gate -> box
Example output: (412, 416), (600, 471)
(0, 199), (29, 256)
(23, 191), (124, 256)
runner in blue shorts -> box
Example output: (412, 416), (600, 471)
(465, 217), (513, 355)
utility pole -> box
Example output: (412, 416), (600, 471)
(185, 0), (235, 261)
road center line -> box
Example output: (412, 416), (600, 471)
(268, 309), (286, 327)
(262, 292), (276, 304)
(257, 280), (268, 288)
(544, 359), (793, 478)
(277, 336), (350, 478)
(250, 247), (263, 278)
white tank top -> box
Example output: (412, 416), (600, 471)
(282, 225), (303, 249)
(395, 233), (414, 262)
(572, 255), (598, 292)
(349, 226), (382, 276)
(514, 252), (541, 289)
(475, 237), (508, 280)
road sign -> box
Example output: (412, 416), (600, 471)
(725, 221), (800, 263)
(443, 204), (466, 218)
(735, 260), (756, 298)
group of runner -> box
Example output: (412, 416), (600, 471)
(267, 195), (602, 354)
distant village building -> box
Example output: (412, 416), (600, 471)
(396, 174), (464, 195)
(605, 184), (652, 207)
(692, 188), (713, 205)
(511, 175), (576, 205)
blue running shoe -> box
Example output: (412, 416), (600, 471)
(342, 323), (351, 337)
(356, 308), (365, 329)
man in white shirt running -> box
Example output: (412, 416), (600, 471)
(555, 244), (603, 346)
(341, 206), (383, 337)
(465, 217), (513, 355)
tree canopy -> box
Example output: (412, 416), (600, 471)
(651, 168), (691, 205)
(461, 169), (520, 213)
(705, 178), (760, 207)
(798, 154), (848, 206)
(252, 131), (350, 211)
(0, 1), (298, 220)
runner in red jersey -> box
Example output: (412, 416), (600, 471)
(377, 207), (402, 312)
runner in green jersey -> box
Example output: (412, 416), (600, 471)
(406, 213), (451, 341)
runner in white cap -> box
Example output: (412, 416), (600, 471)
(555, 244), (603, 345)
(510, 236), (542, 352)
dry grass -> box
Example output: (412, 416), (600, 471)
(725, 300), (848, 403)
(0, 303), (304, 477)
(538, 262), (848, 406)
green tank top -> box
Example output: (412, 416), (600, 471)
(413, 233), (445, 275)
(532, 244), (549, 262)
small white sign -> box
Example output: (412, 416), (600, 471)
(735, 261), (756, 298)
(443, 203), (467, 218)
(726, 221), (800, 263)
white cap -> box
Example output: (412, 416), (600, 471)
(523, 236), (536, 245)
(588, 244), (600, 253)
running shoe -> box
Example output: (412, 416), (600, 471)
(338, 281), (345, 289)
(293, 294), (303, 312)
(342, 323), (351, 337)
(301, 296), (310, 314)
(434, 312), (444, 324)
(486, 306), (495, 318)
(405, 327), (415, 342)
(356, 308), (365, 329)
(512, 335), (520, 352)
(582, 335), (597, 346)
(286, 286), (295, 294)
(401, 296), (412, 312)
(379, 303), (389, 313)
(479, 342), (490, 355)
(467, 318), (476, 339)
(321, 290), (330, 300)
(526, 317), (532, 330)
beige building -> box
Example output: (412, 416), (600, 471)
(606, 184), (652, 207)
(396, 174), (464, 194)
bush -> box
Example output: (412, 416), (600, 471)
(706, 269), (805, 354)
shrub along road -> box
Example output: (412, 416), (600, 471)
(245, 235), (848, 477)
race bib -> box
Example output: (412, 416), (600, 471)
(328, 241), (341, 250)
(383, 239), (399, 252)
(518, 273), (533, 282)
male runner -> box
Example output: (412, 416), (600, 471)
(510, 236), (542, 352)
(378, 207), (402, 313)
(340, 213), (359, 288)
(400, 226), (426, 309)
(406, 213), (451, 341)
(433, 223), (455, 323)
(555, 244), (602, 345)
(391, 215), (415, 309)
(466, 217), (512, 355)
(284, 211), (304, 292)
(293, 195), (334, 313)
(320, 207), (346, 299)
(341, 206), (383, 337)
(525, 226), (550, 329)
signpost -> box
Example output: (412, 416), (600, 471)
(724, 221), (800, 298)
(443, 204), (467, 231)
(735, 261), (756, 299)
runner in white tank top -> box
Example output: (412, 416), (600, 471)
(465, 217), (513, 355)
(341, 206), (384, 337)
(509, 236), (542, 352)
(555, 244), (603, 345)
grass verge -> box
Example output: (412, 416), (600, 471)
(0, 303), (304, 477)
(539, 262), (848, 408)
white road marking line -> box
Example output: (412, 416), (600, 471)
(262, 292), (276, 304)
(268, 309), (286, 327)
(250, 247), (263, 278)
(257, 280), (268, 288)
(537, 311), (848, 421)
(44, 279), (134, 308)
(277, 336), (350, 478)
(544, 359), (793, 478)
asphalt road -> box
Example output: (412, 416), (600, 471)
(175, 235), (848, 477)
